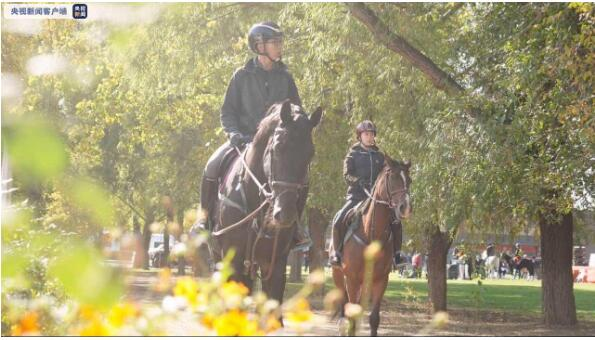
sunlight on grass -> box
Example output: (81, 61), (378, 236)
(285, 269), (595, 322)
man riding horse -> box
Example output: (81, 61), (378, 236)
(193, 22), (310, 251)
(328, 120), (403, 267)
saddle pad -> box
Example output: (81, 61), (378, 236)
(218, 147), (242, 193)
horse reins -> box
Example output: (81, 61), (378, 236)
(213, 134), (308, 281)
(361, 167), (408, 245)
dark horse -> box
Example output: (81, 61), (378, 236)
(332, 158), (411, 336)
(209, 100), (322, 308)
(501, 252), (535, 279)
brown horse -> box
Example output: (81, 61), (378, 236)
(332, 158), (411, 336)
(209, 100), (322, 310)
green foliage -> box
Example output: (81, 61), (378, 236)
(2, 6), (593, 329)
(48, 245), (123, 309)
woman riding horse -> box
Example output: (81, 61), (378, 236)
(329, 120), (403, 267)
(332, 157), (412, 336)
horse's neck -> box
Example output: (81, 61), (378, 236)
(242, 142), (268, 202)
(362, 200), (392, 240)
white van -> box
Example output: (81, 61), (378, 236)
(148, 234), (177, 267)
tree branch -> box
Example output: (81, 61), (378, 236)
(345, 2), (465, 96)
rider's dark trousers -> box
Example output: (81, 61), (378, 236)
(331, 199), (360, 254)
(204, 141), (234, 180)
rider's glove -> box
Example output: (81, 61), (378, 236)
(358, 179), (370, 190)
(230, 133), (252, 147)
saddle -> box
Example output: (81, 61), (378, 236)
(217, 146), (242, 190)
(340, 198), (373, 246)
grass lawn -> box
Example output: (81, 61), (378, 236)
(285, 270), (595, 321)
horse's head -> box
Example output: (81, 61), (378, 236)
(261, 100), (322, 228)
(375, 157), (412, 220)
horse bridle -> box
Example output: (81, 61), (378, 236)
(362, 166), (409, 243)
(365, 167), (409, 214)
(265, 127), (309, 201)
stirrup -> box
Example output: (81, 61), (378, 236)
(291, 238), (312, 252)
(190, 220), (209, 236)
(329, 254), (342, 267)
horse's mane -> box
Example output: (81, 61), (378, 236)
(252, 105), (281, 149)
(384, 155), (408, 171)
(251, 102), (307, 152)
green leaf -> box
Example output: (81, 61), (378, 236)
(66, 178), (115, 227)
(3, 121), (68, 182)
(48, 245), (123, 309)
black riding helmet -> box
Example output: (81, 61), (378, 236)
(248, 22), (283, 55)
(356, 120), (377, 140)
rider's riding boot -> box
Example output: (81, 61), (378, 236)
(391, 220), (403, 265)
(292, 221), (312, 252)
(329, 220), (344, 267)
(192, 176), (218, 233)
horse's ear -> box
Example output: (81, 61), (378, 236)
(309, 106), (323, 128)
(384, 154), (393, 167)
(280, 100), (292, 126)
(404, 160), (411, 169)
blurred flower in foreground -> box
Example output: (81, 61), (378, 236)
(173, 276), (200, 307)
(344, 303), (363, 319)
(212, 309), (263, 336)
(432, 311), (449, 328)
(284, 297), (321, 334)
(10, 311), (41, 336)
(219, 281), (249, 309)
(107, 303), (139, 328)
(323, 288), (344, 312)
(154, 268), (172, 292)
(364, 241), (382, 260)
(78, 318), (112, 336)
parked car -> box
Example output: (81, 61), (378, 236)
(148, 234), (176, 268)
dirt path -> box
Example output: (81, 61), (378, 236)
(123, 269), (595, 336)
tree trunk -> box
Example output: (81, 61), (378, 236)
(288, 250), (303, 283)
(132, 214), (144, 268)
(161, 196), (175, 268)
(307, 208), (327, 272)
(307, 208), (328, 296)
(427, 225), (452, 312)
(177, 211), (186, 275)
(539, 210), (576, 326)
(141, 210), (154, 269)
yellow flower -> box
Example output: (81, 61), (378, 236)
(201, 313), (216, 329)
(364, 241), (382, 260)
(107, 303), (139, 328)
(219, 281), (250, 309)
(173, 276), (200, 307)
(219, 281), (249, 297)
(286, 298), (313, 323)
(432, 311), (449, 328)
(155, 268), (172, 292)
(79, 318), (112, 336)
(264, 315), (282, 333)
(11, 311), (40, 336)
(212, 309), (263, 336)
(79, 304), (101, 321)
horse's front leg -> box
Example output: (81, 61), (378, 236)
(369, 276), (389, 337)
(226, 246), (254, 292)
(344, 274), (362, 336)
(261, 254), (289, 305)
(259, 251), (290, 329)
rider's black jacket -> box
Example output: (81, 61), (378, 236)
(343, 143), (385, 201)
(220, 58), (301, 142)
